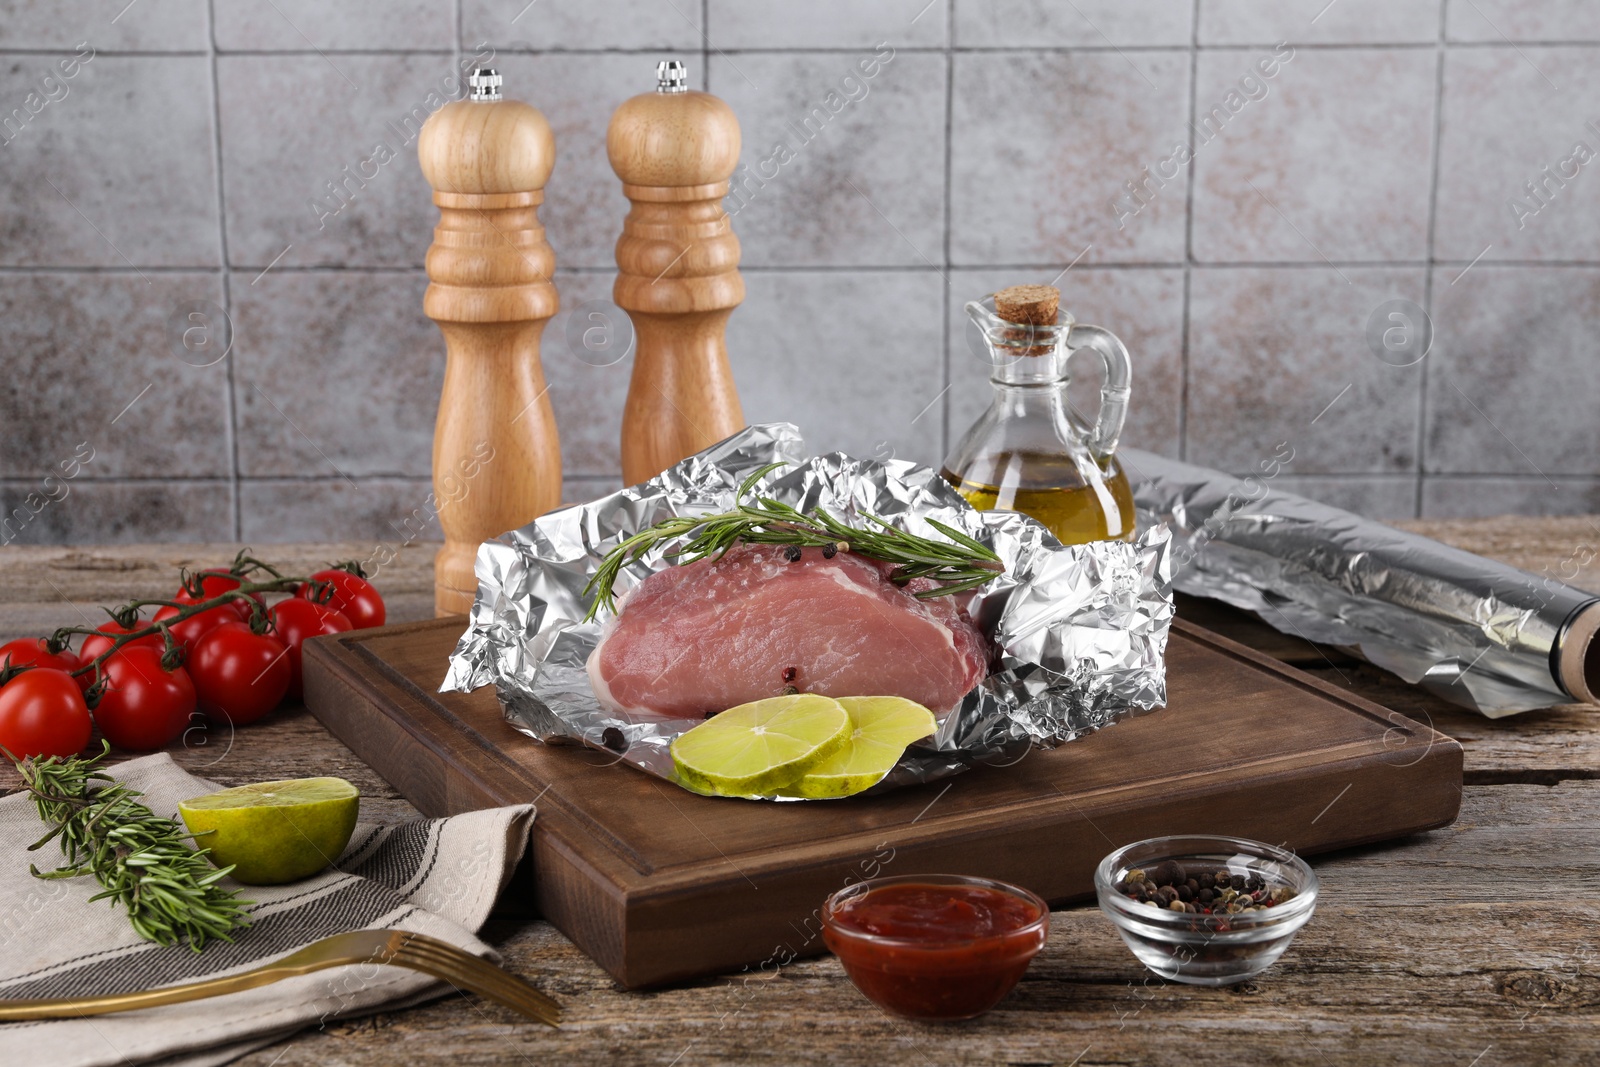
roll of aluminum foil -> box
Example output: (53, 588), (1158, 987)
(442, 424), (1175, 799)
(1125, 448), (1600, 717)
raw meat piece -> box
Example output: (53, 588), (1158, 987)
(587, 543), (991, 720)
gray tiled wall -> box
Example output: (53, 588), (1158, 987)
(2, 0), (1598, 549)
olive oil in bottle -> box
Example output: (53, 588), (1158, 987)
(943, 285), (1138, 546)
(942, 452), (1136, 544)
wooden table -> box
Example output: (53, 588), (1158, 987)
(2, 522), (1597, 1066)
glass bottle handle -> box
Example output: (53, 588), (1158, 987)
(1065, 324), (1131, 462)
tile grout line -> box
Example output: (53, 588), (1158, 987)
(11, 470), (1594, 486)
(702, 0), (710, 91)
(204, 0), (242, 541)
(1178, 0), (1201, 462)
(35, 40), (1596, 57)
(940, 0), (955, 463)
(16, 259), (1600, 274)
(1416, 0), (1450, 519)
(453, 0), (462, 73)
(8, 40), (1600, 59)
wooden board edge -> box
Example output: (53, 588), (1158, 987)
(303, 625), (635, 974)
(302, 616), (1468, 990)
(304, 617), (1466, 891)
(303, 625), (658, 873)
(607, 736), (1465, 988)
(303, 629), (484, 817)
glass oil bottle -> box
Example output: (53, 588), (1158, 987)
(941, 285), (1136, 544)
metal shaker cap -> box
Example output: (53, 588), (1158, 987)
(656, 59), (688, 93)
(469, 68), (502, 101)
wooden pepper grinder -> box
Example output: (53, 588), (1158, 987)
(607, 59), (745, 485)
(418, 69), (561, 616)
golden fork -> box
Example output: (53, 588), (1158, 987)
(0, 929), (560, 1027)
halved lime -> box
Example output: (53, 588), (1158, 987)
(785, 696), (938, 799)
(671, 694), (851, 796)
(179, 777), (360, 886)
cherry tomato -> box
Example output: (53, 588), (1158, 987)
(91, 645), (196, 752)
(175, 571), (262, 624)
(0, 638), (86, 692)
(188, 622), (290, 726)
(154, 601), (236, 653)
(299, 568), (385, 629)
(268, 598), (352, 700)
(79, 618), (163, 667)
(0, 667), (92, 759)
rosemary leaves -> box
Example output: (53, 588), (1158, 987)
(15, 743), (252, 951)
(583, 464), (1004, 620)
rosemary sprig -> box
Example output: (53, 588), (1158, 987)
(583, 463), (1004, 620)
(12, 743), (252, 951)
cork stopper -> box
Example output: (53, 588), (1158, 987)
(994, 284), (1060, 325)
(990, 284), (1061, 356)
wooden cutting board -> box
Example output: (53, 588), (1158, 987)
(301, 616), (1461, 989)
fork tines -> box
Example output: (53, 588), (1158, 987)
(390, 933), (561, 1027)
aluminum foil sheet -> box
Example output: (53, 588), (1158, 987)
(1125, 448), (1599, 716)
(442, 424), (1175, 799)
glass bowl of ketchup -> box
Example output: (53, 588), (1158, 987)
(822, 874), (1049, 1021)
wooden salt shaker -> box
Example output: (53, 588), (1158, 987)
(607, 59), (745, 485)
(418, 69), (561, 616)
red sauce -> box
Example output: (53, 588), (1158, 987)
(823, 882), (1048, 1021)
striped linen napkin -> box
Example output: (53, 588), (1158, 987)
(0, 753), (535, 1067)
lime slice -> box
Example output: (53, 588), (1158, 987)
(785, 696), (938, 799)
(179, 777), (360, 886)
(671, 694), (851, 796)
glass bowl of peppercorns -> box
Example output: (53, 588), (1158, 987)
(1095, 835), (1319, 986)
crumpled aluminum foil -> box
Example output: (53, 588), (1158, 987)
(1125, 448), (1599, 717)
(442, 424), (1175, 799)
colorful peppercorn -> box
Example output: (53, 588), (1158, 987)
(1117, 860), (1297, 917)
